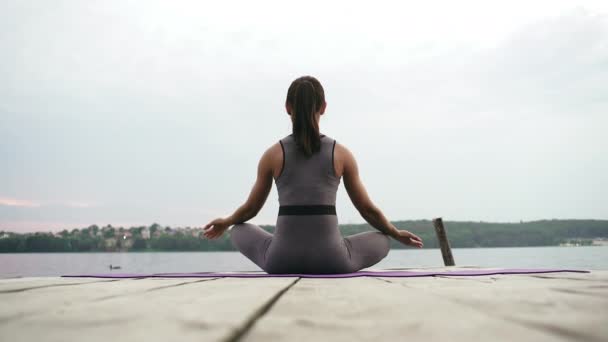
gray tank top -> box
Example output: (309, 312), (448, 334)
(275, 133), (341, 207)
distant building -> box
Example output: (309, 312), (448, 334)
(122, 238), (134, 249)
(104, 238), (117, 249)
(141, 227), (151, 240)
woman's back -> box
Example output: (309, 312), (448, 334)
(275, 133), (340, 207)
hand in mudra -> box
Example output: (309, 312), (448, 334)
(394, 230), (423, 248)
(203, 217), (231, 239)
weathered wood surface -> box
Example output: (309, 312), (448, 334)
(0, 268), (606, 342)
(0, 277), (116, 293)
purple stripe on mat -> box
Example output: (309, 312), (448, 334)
(61, 268), (590, 279)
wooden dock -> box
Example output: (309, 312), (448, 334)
(1, 267), (607, 342)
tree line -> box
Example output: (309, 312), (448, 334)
(0, 219), (606, 253)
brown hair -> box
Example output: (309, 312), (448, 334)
(285, 76), (325, 157)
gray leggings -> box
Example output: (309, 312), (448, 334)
(229, 216), (390, 274)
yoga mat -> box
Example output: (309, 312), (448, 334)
(62, 268), (590, 279)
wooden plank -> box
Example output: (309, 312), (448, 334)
(243, 277), (561, 342)
(518, 272), (608, 282)
(0, 278), (217, 322)
(0, 277), (117, 293)
(382, 272), (608, 342)
(0, 277), (297, 342)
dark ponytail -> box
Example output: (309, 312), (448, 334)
(285, 76), (325, 157)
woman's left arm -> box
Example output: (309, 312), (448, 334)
(203, 148), (274, 239)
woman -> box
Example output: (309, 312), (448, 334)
(203, 75), (423, 274)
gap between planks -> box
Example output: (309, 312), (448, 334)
(223, 277), (301, 342)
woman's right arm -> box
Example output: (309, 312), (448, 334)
(339, 143), (423, 248)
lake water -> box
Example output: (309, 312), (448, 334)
(1, 246), (607, 278)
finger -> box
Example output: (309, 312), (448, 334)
(409, 238), (422, 247)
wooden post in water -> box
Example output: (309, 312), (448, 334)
(433, 217), (455, 266)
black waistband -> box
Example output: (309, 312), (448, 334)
(278, 205), (336, 216)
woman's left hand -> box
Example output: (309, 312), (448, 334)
(203, 217), (232, 239)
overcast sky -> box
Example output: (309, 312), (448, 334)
(1, 0), (607, 232)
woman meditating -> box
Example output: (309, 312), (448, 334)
(203, 75), (423, 274)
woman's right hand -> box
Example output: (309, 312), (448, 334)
(203, 217), (232, 240)
(393, 230), (424, 248)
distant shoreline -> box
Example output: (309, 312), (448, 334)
(1, 219), (607, 253)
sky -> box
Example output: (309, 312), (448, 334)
(1, 0), (607, 232)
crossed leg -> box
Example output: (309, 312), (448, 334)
(343, 231), (391, 272)
(229, 223), (273, 271)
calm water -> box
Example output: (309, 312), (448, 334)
(1, 246), (607, 278)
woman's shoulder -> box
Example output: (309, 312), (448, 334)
(266, 139), (283, 155)
(259, 140), (284, 179)
(332, 139), (355, 164)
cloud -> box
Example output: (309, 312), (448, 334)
(0, 197), (95, 209)
(0, 197), (40, 207)
(0, 220), (144, 233)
